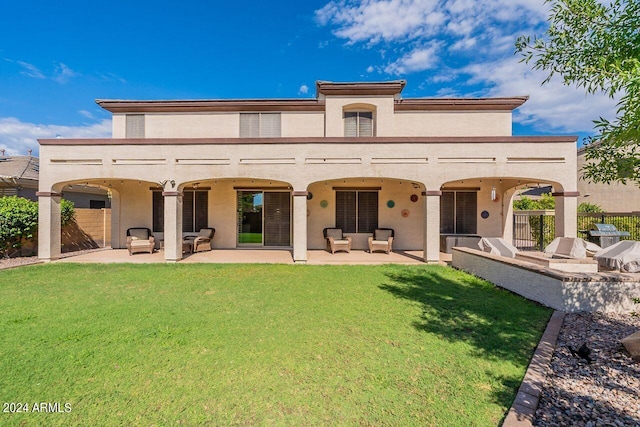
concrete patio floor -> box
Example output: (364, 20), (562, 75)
(54, 248), (449, 265)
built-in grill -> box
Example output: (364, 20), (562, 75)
(587, 223), (630, 248)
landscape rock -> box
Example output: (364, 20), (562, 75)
(620, 330), (640, 362)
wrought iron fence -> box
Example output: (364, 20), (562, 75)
(513, 211), (640, 251)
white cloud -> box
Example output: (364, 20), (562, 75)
(298, 84), (309, 95)
(462, 57), (618, 133)
(315, 0), (616, 135)
(316, 0), (443, 44)
(16, 61), (45, 79)
(0, 118), (112, 157)
(53, 63), (77, 84)
(384, 44), (440, 75)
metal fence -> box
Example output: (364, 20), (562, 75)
(513, 211), (640, 251)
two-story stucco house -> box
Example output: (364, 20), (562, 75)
(37, 80), (579, 263)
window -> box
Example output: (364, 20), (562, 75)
(344, 111), (373, 137)
(152, 190), (209, 233)
(89, 200), (106, 209)
(239, 113), (281, 137)
(440, 191), (477, 234)
(335, 190), (378, 233)
(125, 114), (145, 138)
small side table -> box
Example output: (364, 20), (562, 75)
(182, 240), (193, 254)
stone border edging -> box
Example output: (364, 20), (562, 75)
(503, 310), (565, 426)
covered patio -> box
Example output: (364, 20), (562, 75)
(53, 248), (434, 265)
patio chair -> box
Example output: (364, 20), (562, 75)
(324, 228), (352, 254)
(368, 228), (394, 254)
(184, 227), (215, 253)
(126, 227), (155, 255)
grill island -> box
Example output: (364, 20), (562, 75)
(587, 223), (630, 248)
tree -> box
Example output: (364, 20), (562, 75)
(516, 0), (640, 185)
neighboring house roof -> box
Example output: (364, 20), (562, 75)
(520, 185), (553, 197)
(0, 155), (39, 185)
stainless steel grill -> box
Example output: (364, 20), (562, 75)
(587, 223), (630, 248)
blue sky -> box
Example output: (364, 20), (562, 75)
(0, 0), (617, 156)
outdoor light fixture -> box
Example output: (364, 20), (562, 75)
(491, 187), (497, 201)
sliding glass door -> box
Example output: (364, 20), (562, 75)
(237, 191), (291, 247)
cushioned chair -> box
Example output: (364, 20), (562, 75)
(323, 228), (352, 254)
(184, 227), (215, 253)
(126, 228), (155, 255)
(368, 228), (394, 254)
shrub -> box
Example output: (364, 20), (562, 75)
(578, 202), (604, 213)
(61, 198), (75, 226)
(0, 196), (38, 257)
(0, 196), (76, 258)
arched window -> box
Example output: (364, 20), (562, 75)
(343, 105), (375, 137)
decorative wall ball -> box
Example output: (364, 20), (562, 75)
(401, 209), (410, 218)
(410, 194), (418, 202)
(387, 200), (395, 208)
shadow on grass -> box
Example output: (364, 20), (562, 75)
(381, 266), (552, 409)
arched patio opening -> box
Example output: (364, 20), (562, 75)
(307, 177), (426, 251)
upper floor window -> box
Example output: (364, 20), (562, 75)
(126, 114), (145, 138)
(344, 111), (373, 137)
(240, 113), (281, 137)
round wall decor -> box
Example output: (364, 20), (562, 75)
(481, 210), (490, 219)
(307, 192), (313, 200)
(401, 209), (410, 218)
(410, 194), (418, 203)
(386, 200), (395, 208)
(320, 200), (328, 208)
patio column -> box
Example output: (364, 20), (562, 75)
(109, 190), (121, 248)
(163, 191), (183, 262)
(37, 192), (62, 261)
(553, 191), (579, 238)
(292, 191), (308, 263)
(423, 191), (441, 264)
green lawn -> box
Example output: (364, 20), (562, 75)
(0, 264), (551, 426)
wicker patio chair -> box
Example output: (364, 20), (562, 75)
(368, 228), (394, 254)
(126, 227), (155, 255)
(323, 228), (352, 254)
(184, 227), (215, 253)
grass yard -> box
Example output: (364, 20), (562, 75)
(0, 263), (551, 426)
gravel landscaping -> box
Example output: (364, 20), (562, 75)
(534, 312), (640, 426)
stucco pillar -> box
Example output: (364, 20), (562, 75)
(163, 191), (183, 262)
(553, 191), (579, 238)
(423, 191), (441, 264)
(109, 191), (121, 248)
(292, 191), (308, 263)
(502, 189), (518, 243)
(37, 192), (62, 261)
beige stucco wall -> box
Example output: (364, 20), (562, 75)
(145, 113), (239, 138)
(452, 247), (640, 313)
(112, 105), (512, 139)
(577, 149), (640, 212)
(393, 111), (512, 136)
(40, 140), (577, 194)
